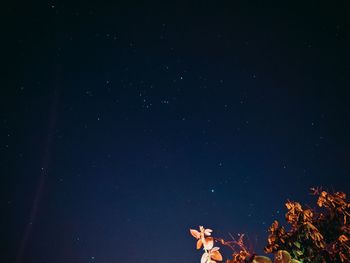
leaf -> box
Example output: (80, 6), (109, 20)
(274, 250), (291, 263)
(252, 256), (272, 263)
(204, 228), (213, 236)
(203, 237), (214, 250)
(190, 229), (201, 239)
(293, 241), (301, 248)
(197, 239), (203, 249)
(338, 234), (349, 243)
(292, 249), (303, 257)
(201, 252), (209, 263)
(211, 250), (223, 261)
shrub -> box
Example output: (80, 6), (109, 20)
(190, 188), (350, 263)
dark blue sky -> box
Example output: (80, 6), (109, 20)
(2, 1), (350, 262)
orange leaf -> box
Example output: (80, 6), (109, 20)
(339, 234), (349, 243)
(204, 237), (214, 250)
(197, 239), (203, 249)
(211, 250), (223, 261)
(253, 256), (272, 263)
(190, 229), (201, 239)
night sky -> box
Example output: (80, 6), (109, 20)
(2, 1), (350, 263)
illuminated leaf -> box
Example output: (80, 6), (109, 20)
(201, 252), (209, 263)
(203, 237), (214, 250)
(204, 228), (213, 236)
(190, 229), (201, 239)
(211, 250), (223, 261)
(338, 234), (349, 243)
(197, 239), (203, 249)
(252, 256), (272, 263)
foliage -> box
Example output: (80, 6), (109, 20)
(190, 226), (223, 263)
(190, 188), (350, 263)
(265, 188), (350, 262)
